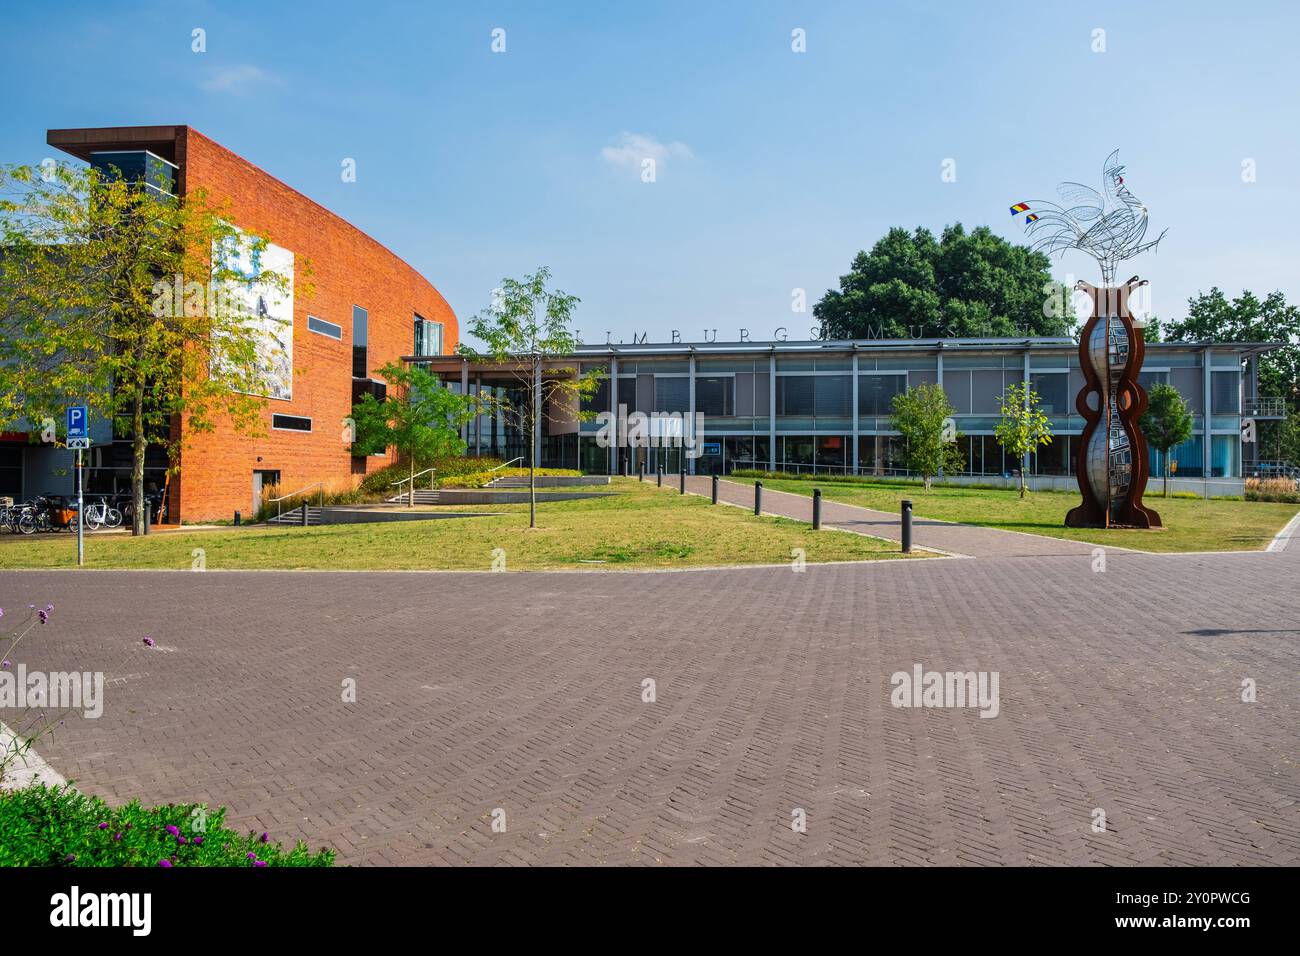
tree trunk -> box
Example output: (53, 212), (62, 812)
(132, 382), (146, 535)
(924, 475), (932, 491)
(529, 358), (538, 529)
(1164, 469), (1169, 498)
(1019, 468), (1027, 499)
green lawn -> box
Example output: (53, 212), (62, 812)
(729, 476), (1298, 553)
(0, 479), (917, 571)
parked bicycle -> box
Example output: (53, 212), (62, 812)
(83, 495), (124, 531)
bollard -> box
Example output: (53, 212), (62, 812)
(901, 499), (913, 553)
(711, 474), (719, 504)
(656, 464), (663, 488)
(638, 462), (645, 482)
(234, 510), (241, 527)
(679, 467), (686, 494)
(301, 502), (310, 526)
(812, 488), (822, 530)
(754, 481), (763, 515)
(142, 504), (150, 536)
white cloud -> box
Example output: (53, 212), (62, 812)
(600, 132), (693, 170)
(200, 65), (277, 95)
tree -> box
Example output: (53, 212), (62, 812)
(351, 361), (475, 506)
(993, 381), (1054, 498)
(815, 224), (1075, 341)
(0, 161), (295, 533)
(1140, 383), (1194, 497)
(890, 382), (964, 490)
(459, 268), (602, 528)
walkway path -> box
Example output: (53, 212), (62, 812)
(5, 531), (1296, 864)
(683, 476), (1104, 558)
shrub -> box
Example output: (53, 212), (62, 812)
(0, 783), (334, 867)
(437, 467), (582, 489)
(356, 455), (506, 496)
(1245, 477), (1300, 503)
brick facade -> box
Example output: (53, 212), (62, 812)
(52, 126), (458, 522)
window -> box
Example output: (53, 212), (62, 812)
(858, 374), (905, 416)
(414, 314), (443, 355)
(814, 376), (852, 418)
(1030, 372), (1069, 415)
(776, 376), (815, 416)
(696, 376), (734, 416)
(272, 414), (312, 432)
(1211, 371), (1240, 414)
(352, 306), (368, 378)
(654, 377), (690, 413)
(308, 315), (342, 340)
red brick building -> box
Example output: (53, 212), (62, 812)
(45, 126), (458, 522)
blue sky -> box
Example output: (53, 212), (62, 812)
(1, 0), (1297, 346)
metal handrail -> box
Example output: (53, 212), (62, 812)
(391, 467), (438, 488)
(268, 482), (324, 521)
(489, 457), (524, 472)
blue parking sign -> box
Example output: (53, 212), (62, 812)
(66, 405), (88, 440)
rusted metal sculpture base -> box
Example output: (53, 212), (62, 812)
(1065, 279), (1161, 529)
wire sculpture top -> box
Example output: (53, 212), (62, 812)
(1011, 150), (1166, 286)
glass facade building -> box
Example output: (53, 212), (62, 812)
(415, 337), (1282, 487)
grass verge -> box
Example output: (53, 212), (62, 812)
(0, 479), (917, 571)
(726, 476), (1298, 553)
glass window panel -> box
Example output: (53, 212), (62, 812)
(814, 376), (852, 418)
(777, 376), (815, 416)
(1030, 372), (1070, 415)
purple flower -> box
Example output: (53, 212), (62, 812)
(64, 854), (75, 863)
(38, 609), (48, 625)
(177, 835), (187, 845)
(193, 836), (204, 846)
(246, 851), (256, 859)
(113, 832), (122, 842)
(157, 859), (172, 868)
(97, 822), (109, 830)
(253, 860), (267, 868)
(1, 660), (9, 670)
(259, 832), (268, 843)
(165, 824), (179, 837)
(142, 637), (156, 647)
(45, 604), (53, 612)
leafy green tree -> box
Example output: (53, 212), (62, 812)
(460, 267), (602, 528)
(351, 361), (475, 506)
(815, 224), (1074, 340)
(890, 382), (964, 490)
(1140, 383), (1194, 497)
(993, 381), (1054, 498)
(0, 161), (295, 533)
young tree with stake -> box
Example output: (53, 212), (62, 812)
(890, 382), (965, 491)
(460, 268), (601, 529)
(1140, 382), (1194, 497)
(351, 361), (475, 505)
(994, 381), (1054, 499)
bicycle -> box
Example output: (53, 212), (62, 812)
(83, 496), (123, 531)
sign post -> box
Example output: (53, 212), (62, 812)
(66, 406), (89, 567)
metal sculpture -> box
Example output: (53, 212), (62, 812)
(1011, 151), (1164, 528)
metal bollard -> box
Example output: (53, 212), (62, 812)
(901, 499), (912, 553)
(638, 462), (644, 482)
(711, 474), (719, 504)
(679, 467), (686, 494)
(234, 510), (241, 527)
(754, 481), (763, 515)
(142, 505), (150, 536)
(812, 488), (822, 530)
(656, 465), (663, 488)
(301, 502), (310, 526)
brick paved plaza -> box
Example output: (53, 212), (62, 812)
(5, 496), (1297, 866)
